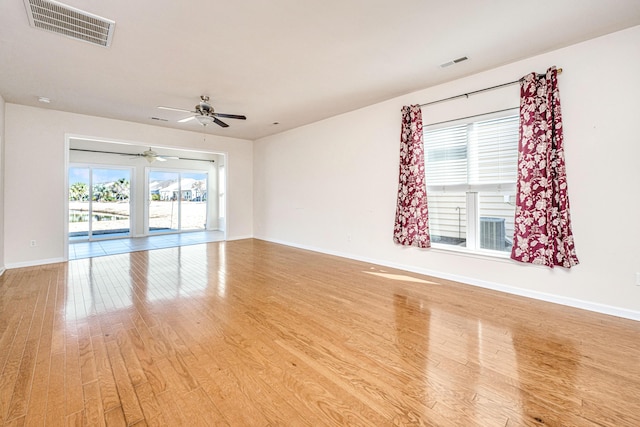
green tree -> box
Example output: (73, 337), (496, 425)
(92, 183), (116, 202)
(113, 178), (130, 201)
(69, 182), (89, 201)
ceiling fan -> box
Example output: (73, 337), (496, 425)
(158, 95), (247, 128)
(137, 148), (179, 164)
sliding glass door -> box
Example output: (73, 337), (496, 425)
(147, 170), (208, 234)
(69, 166), (132, 241)
(181, 172), (208, 231)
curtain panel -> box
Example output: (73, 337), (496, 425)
(393, 105), (430, 248)
(511, 67), (579, 268)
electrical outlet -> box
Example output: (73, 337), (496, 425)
(636, 272), (640, 286)
(30, 240), (37, 247)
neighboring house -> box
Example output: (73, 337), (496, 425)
(154, 178), (207, 201)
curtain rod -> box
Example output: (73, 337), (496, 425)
(70, 148), (215, 163)
(419, 67), (563, 107)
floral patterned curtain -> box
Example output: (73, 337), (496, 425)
(511, 67), (579, 268)
(393, 105), (430, 248)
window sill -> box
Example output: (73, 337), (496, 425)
(429, 242), (513, 262)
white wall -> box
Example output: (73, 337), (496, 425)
(4, 107), (253, 267)
(254, 26), (640, 318)
(0, 94), (5, 274)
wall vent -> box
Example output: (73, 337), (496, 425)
(24, 0), (115, 47)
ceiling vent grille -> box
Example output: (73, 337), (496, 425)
(440, 56), (469, 68)
(24, 0), (115, 47)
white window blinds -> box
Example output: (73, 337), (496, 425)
(469, 115), (519, 184)
(424, 124), (468, 186)
(425, 112), (519, 187)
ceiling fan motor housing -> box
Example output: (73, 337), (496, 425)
(196, 103), (213, 116)
(197, 96), (213, 115)
(158, 95), (245, 127)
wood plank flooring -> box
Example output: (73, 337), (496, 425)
(1, 239), (639, 426)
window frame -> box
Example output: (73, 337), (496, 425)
(424, 108), (519, 258)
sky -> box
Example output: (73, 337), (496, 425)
(68, 167), (128, 185)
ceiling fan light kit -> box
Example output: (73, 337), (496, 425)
(194, 114), (215, 127)
(158, 95), (246, 128)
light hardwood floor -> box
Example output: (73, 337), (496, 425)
(1, 239), (639, 426)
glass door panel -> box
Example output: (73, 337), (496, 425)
(148, 171), (180, 233)
(218, 165), (225, 231)
(69, 167), (91, 241)
(180, 172), (207, 231)
(91, 169), (131, 238)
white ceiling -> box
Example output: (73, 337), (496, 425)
(1, 0), (639, 141)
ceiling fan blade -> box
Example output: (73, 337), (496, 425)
(160, 156), (180, 160)
(215, 113), (246, 120)
(214, 118), (229, 128)
(156, 157), (167, 162)
(158, 106), (193, 113)
(178, 116), (195, 123)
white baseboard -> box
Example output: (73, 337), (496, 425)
(255, 236), (640, 322)
(0, 267), (5, 276)
(226, 235), (253, 241)
(5, 257), (66, 270)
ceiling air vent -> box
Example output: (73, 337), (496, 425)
(440, 56), (469, 68)
(24, 0), (115, 47)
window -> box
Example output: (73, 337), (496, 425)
(424, 110), (518, 254)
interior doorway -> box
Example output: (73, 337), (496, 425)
(67, 138), (226, 258)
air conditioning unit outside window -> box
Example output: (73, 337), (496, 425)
(480, 217), (506, 251)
